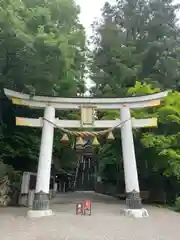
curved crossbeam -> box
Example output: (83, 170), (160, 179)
(4, 88), (169, 109)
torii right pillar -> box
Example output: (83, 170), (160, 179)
(120, 107), (148, 218)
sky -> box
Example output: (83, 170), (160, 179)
(75, 0), (107, 90)
(75, 0), (106, 38)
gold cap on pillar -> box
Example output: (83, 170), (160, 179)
(107, 131), (115, 140)
(92, 136), (100, 146)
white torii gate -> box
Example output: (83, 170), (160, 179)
(4, 88), (168, 218)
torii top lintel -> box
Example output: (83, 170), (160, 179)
(4, 88), (169, 110)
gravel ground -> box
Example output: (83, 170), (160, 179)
(0, 191), (180, 240)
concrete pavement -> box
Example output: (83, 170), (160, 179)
(0, 191), (180, 240)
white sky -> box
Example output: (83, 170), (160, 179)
(75, 0), (108, 90)
(76, 0), (180, 38)
(75, 0), (106, 38)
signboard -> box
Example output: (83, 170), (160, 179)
(81, 106), (94, 127)
(83, 200), (92, 216)
(76, 203), (83, 215)
(75, 200), (92, 216)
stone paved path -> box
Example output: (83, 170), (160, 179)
(0, 191), (180, 240)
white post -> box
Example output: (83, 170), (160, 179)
(59, 182), (61, 192)
(120, 107), (148, 218)
(27, 106), (55, 218)
(53, 182), (58, 197)
(28, 190), (35, 207)
(19, 172), (30, 206)
(63, 183), (66, 192)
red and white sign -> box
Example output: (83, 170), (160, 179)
(76, 203), (83, 215)
(75, 200), (92, 216)
(83, 200), (92, 215)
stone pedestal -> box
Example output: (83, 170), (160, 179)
(33, 191), (49, 210)
(27, 209), (53, 218)
(126, 190), (142, 209)
(120, 208), (149, 218)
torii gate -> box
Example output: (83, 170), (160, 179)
(4, 88), (168, 218)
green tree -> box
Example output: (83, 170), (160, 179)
(0, 0), (86, 96)
(90, 0), (180, 97)
(127, 82), (180, 179)
(0, 0), (87, 177)
(127, 82), (180, 202)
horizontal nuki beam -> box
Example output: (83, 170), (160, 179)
(4, 88), (169, 110)
(16, 117), (158, 128)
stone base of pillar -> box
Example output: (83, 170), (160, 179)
(32, 191), (49, 210)
(27, 191), (53, 218)
(120, 190), (149, 218)
(120, 208), (149, 218)
(126, 190), (142, 209)
(27, 209), (54, 218)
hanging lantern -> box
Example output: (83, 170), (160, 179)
(107, 131), (115, 140)
(60, 134), (69, 143)
(92, 136), (100, 146)
(76, 136), (84, 146)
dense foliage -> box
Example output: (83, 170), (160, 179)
(90, 0), (180, 96)
(0, 0), (86, 177)
(90, 0), (180, 202)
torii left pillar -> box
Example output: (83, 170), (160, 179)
(27, 106), (55, 218)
